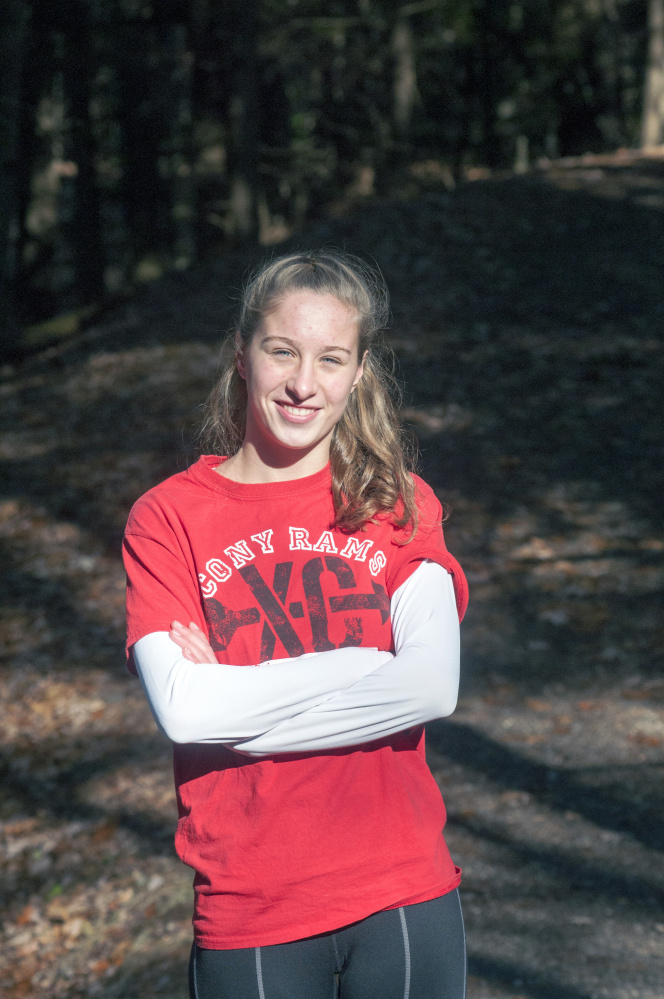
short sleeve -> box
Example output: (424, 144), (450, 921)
(123, 504), (205, 675)
(385, 476), (469, 622)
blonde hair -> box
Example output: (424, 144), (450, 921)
(200, 250), (418, 534)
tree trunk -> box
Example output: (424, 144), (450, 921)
(0, 0), (30, 352)
(391, 17), (418, 139)
(62, 0), (105, 303)
(165, 22), (196, 271)
(476, 1), (499, 168)
(117, 19), (170, 278)
(227, 0), (259, 244)
(642, 0), (664, 147)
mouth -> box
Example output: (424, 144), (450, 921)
(275, 401), (320, 423)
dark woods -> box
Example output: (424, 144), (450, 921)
(1, 0), (661, 350)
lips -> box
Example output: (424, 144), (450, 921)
(276, 401), (320, 423)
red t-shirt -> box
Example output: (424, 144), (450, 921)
(123, 455), (468, 949)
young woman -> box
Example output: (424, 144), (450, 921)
(123, 251), (469, 999)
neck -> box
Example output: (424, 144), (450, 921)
(217, 440), (331, 484)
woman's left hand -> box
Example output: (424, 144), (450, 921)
(169, 621), (217, 663)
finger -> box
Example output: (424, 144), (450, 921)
(172, 623), (198, 643)
(186, 645), (213, 664)
(184, 631), (211, 653)
(186, 636), (217, 662)
(170, 625), (215, 662)
(169, 630), (188, 650)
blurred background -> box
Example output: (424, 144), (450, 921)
(0, 2), (663, 998)
(2, 0), (664, 343)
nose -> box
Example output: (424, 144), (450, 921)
(286, 357), (317, 401)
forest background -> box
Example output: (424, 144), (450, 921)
(1, 2), (664, 999)
(2, 0), (664, 343)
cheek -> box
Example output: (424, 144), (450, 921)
(328, 377), (357, 411)
(246, 359), (281, 395)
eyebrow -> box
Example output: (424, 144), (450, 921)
(259, 336), (352, 356)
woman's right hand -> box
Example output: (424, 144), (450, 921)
(169, 621), (217, 664)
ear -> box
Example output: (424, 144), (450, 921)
(351, 350), (368, 391)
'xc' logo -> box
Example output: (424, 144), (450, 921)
(205, 557), (389, 659)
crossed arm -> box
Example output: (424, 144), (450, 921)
(132, 560), (460, 754)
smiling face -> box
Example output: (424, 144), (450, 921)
(236, 290), (364, 470)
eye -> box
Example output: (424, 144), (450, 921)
(272, 348), (293, 358)
(322, 355), (343, 365)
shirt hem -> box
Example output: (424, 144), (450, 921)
(382, 867), (462, 911)
(193, 870), (462, 950)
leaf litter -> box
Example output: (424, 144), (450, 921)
(1, 154), (663, 998)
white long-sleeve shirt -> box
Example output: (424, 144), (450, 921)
(133, 560), (459, 754)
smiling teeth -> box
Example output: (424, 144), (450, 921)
(282, 404), (315, 416)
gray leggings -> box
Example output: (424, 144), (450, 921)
(188, 890), (466, 999)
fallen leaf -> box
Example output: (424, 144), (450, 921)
(628, 733), (662, 747)
(64, 917), (84, 938)
(46, 900), (70, 922)
(91, 820), (117, 844)
(16, 906), (36, 926)
(525, 698), (551, 712)
(8, 978), (33, 998)
(112, 940), (131, 966)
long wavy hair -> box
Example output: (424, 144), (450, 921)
(200, 250), (418, 535)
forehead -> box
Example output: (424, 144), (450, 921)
(260, 290), (359, 344)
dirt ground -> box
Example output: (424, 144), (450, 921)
(1, 151), (663, 999)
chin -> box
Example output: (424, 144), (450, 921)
(270, 418), (324, 446)
(268, 422), (332, 453)
(277, 432), (324, 452)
